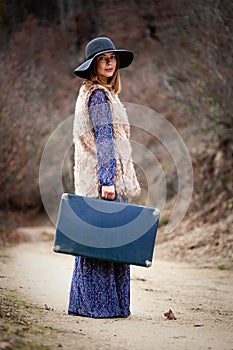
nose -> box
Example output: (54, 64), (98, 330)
(106, 58), (112, 65)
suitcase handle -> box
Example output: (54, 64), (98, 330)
(99, 187), (126, 203)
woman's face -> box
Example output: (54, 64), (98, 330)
(96, 52), (117, 82)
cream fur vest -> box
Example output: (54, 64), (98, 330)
(73, 80), (141, 199)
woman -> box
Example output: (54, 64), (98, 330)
(68, 37), (141, 318)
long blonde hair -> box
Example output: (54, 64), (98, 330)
(87, 54), (121, 94)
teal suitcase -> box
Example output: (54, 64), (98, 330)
(53, 193), (160, 267)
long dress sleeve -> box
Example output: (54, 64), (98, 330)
(88, 89), (116, 186)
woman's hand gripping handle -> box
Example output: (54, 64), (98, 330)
(101, 185), (116, 200)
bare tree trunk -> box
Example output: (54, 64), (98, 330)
(67, 0), (74, 17)
(89, 0), (99, 34)
(58, 0), (65, 31)
(77, 0), (83, 11)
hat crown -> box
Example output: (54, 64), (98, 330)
(86, 37), (116, 60)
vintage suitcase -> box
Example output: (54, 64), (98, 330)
(53, 193), (160, 267)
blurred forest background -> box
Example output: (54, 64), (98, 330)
(0, 0), (232, 267)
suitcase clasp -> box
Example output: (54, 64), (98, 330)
(145, 260), (152, 267)
(62, 193), (69, 200)
(152, 208), (160, 216)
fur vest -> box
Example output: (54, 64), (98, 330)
(73, 80), (141, 199)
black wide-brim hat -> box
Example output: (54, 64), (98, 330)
(74, 37), (134, 78)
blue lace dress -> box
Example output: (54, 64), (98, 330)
(68, 89), (130, 318)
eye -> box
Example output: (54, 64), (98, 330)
(110, 54), (116, 60)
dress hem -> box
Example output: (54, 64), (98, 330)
(68, 311), (130, 319)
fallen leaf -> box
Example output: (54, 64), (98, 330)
(44, 304), (53, 311)
(17, 320), (28, 326)
(164, 308), (177, 320)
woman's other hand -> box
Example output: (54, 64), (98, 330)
(101, 185), (115, 200)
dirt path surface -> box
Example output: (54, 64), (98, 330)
(1, 226), (233, 350)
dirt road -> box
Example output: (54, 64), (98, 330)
(1, 226), (233, 350)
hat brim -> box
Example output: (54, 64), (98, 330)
(74, 50), (134, 78)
